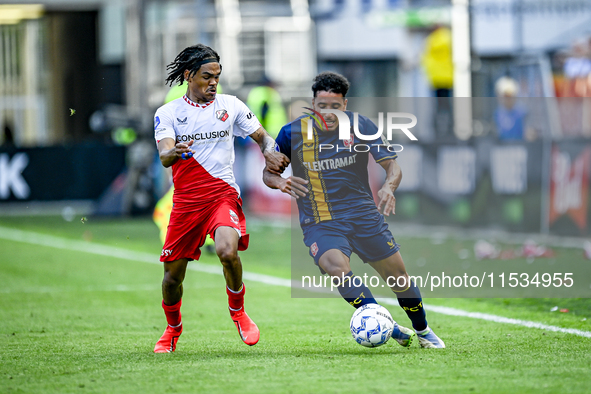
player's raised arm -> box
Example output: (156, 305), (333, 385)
(262, 166), (308, 199)
(376, 159), (402, 216)
(249, 127), (289, 175)
(157, 138), (195, 168)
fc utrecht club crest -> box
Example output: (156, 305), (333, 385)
(310, 242), (319, 257)
(343, 133), (354, 147)
(229, 209), (239, 225)
(216, 109), (229, 122)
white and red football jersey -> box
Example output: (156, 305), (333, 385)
(154, 94), (261, 211)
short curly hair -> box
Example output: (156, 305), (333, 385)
(311, 71), (350, 97)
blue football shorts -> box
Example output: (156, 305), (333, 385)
(302, 211), (401, 266)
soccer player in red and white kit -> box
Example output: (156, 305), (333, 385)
(153, 44), (288, 352)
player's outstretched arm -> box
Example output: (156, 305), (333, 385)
(262, 166), (308, 199)
(157, 138), (195, 168)
(376, 159), (402, 216)
(249, 127), (289, 175)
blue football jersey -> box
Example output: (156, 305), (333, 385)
(275, 111), (397, 226)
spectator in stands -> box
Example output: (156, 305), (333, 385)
(563, 38), (591, 97)
(563, 38), (591, 80)
(2, 122), (15, 147)
(494, 76), (536, 141)
(246, 75), (287, 139)
(421, 26), (454, 138)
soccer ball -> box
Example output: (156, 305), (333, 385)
(350, 304), (394, 347)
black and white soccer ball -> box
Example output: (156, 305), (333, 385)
(350, 304), (394, 347)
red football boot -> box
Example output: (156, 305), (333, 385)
(154, 324), (183, 353)
(230, 309), (260, 346)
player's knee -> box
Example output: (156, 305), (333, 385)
(162, 272), (183, 289)
(216, 245), (238, 264)
(319, 258), (350, 277)
(390, 273), (410, 291)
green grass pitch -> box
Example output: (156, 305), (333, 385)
(0, 216), (590, 393)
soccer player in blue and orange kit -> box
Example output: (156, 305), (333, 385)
(263, 72), (445, 348)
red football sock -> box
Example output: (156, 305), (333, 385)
(226, 284), (245, 311)
(162, 299), (182, 327)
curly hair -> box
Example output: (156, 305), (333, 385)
(311, 71), (350, 97)
(165, 44), (221, 87)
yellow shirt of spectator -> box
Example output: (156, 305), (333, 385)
(422, 27), (454, 90)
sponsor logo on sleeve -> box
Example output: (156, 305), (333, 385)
(154, 116), (160, 130)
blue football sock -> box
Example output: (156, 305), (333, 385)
(334, 271), (377, 308)
(395, 280), (427, 331)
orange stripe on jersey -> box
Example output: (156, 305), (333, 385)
(301, 117), (332, 223)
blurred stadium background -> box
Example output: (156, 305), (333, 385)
(2, 2), (591, 392)
(1, 0), (591, 238)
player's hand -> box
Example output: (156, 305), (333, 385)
(175, 140), (195, 160)
(377, 187), (396, 216)
(279, 176), (308, 199)
(264, 150), (290, 175)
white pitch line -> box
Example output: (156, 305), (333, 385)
(1, 225), (590, 339)
(379, 300), (591, 338)
(0, 284), (161, 294)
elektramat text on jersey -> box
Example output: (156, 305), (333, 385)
(275, 111), (397, 225)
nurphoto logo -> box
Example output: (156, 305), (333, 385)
(304, 108), (418, 153)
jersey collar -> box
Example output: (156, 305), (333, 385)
(183, 94), (215, 109)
